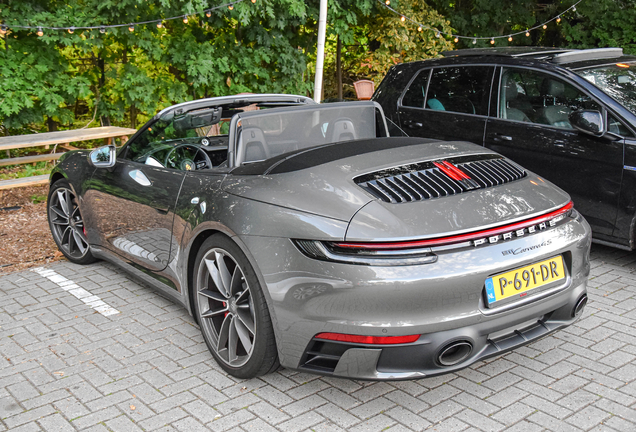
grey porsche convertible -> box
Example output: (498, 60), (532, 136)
(47, 94), (591, 380)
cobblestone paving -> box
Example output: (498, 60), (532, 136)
(1, 244), (635, 432)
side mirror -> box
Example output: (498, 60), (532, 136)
(569, 110), (604, 137)
(88, 145), (116, 168)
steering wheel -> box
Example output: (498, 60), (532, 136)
(164, 144), (212, 171)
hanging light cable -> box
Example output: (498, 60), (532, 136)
(0, 0), (251, 34)
(376, 0), (583, 44)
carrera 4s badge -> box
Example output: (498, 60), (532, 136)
(501, 240), (553, 256)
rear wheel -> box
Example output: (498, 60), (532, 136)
(47, 179), (96, 265)
(193, 234), (279, 378)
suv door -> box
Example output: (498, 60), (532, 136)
(397, 65), (494, 144)
(485, 67), (623, 236)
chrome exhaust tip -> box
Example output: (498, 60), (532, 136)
(437, 340), (473, 366)
(572, 294), (588, 318)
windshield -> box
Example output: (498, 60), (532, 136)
(576, 61), (636, 114)
(123, 106), (249, 167)
(237, 104), (378, 164)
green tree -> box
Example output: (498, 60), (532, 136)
(426, 0), (636, 53)
(562, 0), (636, 55)
(0, 0), (313, 133)
(316, 0), (454, 100)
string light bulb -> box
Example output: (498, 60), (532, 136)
(229, 4), (234, 10)
(417, 26), (422, 32)
(128, 24), (134, 32)
(37, 27), (43, 37)
(100, 27), (107, 33)
(435, 30), (441, 38)
(251, 0), (256, 3)
(206, 10), (212, 17)
(183, 16), (188, 23)
(0, 25), (6, 35)
(68, 27), (75, 34)
(156, 21), (163, 28)
(375, 0), (579, 44)
(490, 38), (495, 45)
(454, 37), (459, 43)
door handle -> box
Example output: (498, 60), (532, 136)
(128, 169), (152, 186)
(490, 133), (513, 142)
(403, 120), (423, 129)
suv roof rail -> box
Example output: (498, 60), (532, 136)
(551, 47), (624, 64)
(442, 47), (573, 58)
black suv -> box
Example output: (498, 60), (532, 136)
(373, 47), (636, 250)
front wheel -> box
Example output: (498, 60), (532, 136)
(47, 179), (97, 265)
(193, 234), (279, 378)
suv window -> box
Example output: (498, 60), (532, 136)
(424, 66), (492, 116)
(608, 114), (634, 137)
(499, 68), (600, 129)
(402, 70), (430, 108)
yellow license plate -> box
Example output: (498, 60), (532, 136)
(485, 256), (565, 305)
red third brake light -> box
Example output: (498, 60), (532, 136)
(442, 161), (471, 180)
(315, 332), (420, 345)
(433, 161), (471, 181)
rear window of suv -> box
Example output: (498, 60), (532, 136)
(401, 66), (493, 116)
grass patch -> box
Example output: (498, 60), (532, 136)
(0, 161), (53, 181)
(31, 194), (47, 204)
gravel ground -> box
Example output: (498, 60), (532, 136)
(0, 185), (61, 275)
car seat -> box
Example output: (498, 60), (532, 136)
(239, 127), (270, 163)
(539, 79), (572, 128)
(501, 78), (531, 122)
(329, 119), (357, 142)
(426, 98), (446, 111)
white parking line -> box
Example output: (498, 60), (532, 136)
(32, 267), (120, 317)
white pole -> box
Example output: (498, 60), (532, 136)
(314, 0), (328, 103)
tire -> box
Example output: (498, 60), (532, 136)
(47, 179), (97, 265)
(193, 234), (279, 378)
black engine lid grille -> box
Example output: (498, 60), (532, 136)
(355, 155), (526, 203)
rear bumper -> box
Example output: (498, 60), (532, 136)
(301, 284), (586, 380)
(240, 214), (591, 380)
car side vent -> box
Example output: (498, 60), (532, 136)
(355, 155), (526, 204)
(299, 340), (351, 374)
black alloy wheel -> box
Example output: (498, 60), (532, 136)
(47, 179), (96, 264)
(193, 234), (279, 378)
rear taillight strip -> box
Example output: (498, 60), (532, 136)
(333, 201), (573, 251)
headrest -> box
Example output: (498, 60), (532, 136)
(504, 79), (519, 101)
(330, 119), (357, 142)
(541, 79), (565, 97)
(240, 127), (269, 163)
